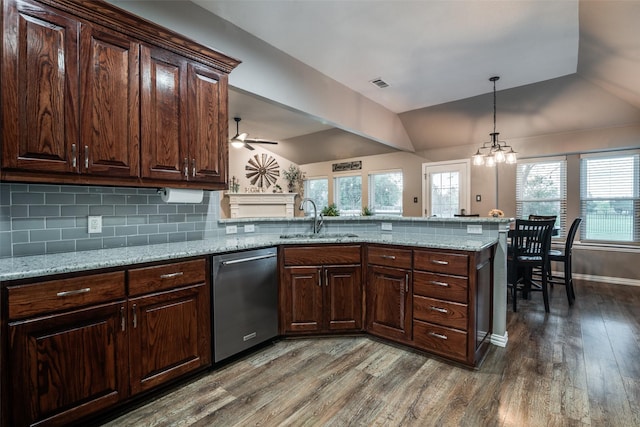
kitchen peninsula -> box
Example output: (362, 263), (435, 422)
(0, 216), (509, 426)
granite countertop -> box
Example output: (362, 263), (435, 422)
(0, 233), (499, 282)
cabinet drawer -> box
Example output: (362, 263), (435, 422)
(413, 271), (468, 303)
(128, 258), (206, 296)
(414, 250), (468, 276)
(283, 245), (361, 266)
(367, 246), (412, 269)
(413, 295), (467, 330)
(7, 271), (125, 319)
(413, 320), (467, 361)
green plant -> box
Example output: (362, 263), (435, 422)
(361, 206), (373, 216)
(283, 164), (304, 185)
(321, 204), (340, 216)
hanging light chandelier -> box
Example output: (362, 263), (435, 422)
(472, 76), (517, 167)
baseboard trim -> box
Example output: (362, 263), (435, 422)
(573, 273), (640, 287)
(490, 331), (508, 348)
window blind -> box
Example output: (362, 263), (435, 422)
(580, 152), (639, 243)
(516, 158), (567, 237)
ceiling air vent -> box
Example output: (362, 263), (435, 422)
(370, 78), (389, 88)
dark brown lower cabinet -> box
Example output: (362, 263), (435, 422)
(281, 264), (362, 334)
(3, 258), (211, 427)
(280, 245), (363, 335)
(8, 301), (129, 427)
(366, 264), (412, 342)
(129, 283), (211, 394)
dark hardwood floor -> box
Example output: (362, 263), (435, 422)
(104, 281), (640, 426)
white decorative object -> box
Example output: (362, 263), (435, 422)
(227, 193), (296, 218)
(159, 188), (204, 203)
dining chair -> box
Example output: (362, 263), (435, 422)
(548, 217), (582, 305)
(508, 219), (555, 312)
(528, 214), (557, 221)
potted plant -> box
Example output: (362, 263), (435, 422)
(283, 164), (305, 195)
(321, 204), (340, 216)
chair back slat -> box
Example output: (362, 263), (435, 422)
(512, 219), (556, 260)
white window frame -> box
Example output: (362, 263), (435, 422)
(422, 160), (470, 218)
(368, 169), (403, 216)
(516, 156), (567, 238)
(333, 173), (362, 217)
(303, 176), (329, 217)
(580, 150), (639, 245)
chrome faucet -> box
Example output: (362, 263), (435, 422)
(299, 198), (324, 234)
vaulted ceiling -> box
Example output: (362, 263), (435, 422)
(113, 1), (640, 164)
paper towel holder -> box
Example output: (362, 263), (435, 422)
(158, 187), (204, 203)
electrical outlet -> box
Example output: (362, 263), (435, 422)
(226, 225), (238, 234)
(467, 224), (483, 234)
(244, 224), (255, 233)
(88, 216), (102, 234)
(476, 195), (482, 202)
(381, 222), (392, 231)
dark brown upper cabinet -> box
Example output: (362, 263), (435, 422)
(1, 0), (239, 189)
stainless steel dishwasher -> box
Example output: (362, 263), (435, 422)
(211, 247), (278, 362)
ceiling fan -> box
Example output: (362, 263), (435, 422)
(230, 117), (279, 151)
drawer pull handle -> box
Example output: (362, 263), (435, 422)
(71, 143), (77, 168)
(318, 268), (322, 287)
(84, 145), (89, 169)
(429, 332), (448, 340)
(132, 304), (137, 328)
(120, 306), (126, 332)
(160, 272), (184, 279)
(430, 280), (450, 287)
(184, 157), (189, 177)
(432, 260), (449, 265)
(380, 255), (396, 260)
(57, 287), (90, 297)
(430, 306), (448, 314)
(192, 159), (196, 177)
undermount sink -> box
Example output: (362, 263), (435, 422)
(279, 233), (359, 239)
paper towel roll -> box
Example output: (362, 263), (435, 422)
(159, 188), (204, 203)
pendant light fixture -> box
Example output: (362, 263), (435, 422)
(472, 76), (517, 166)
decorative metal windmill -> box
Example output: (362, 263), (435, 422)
(245, 153), (280, 188)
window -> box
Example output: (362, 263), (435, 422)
(303, 177), (328, 216)
(368, 171), (403, 216)
(334, 175), (362, 216)
(580, 151), (639, 243)
(423, 160), (470, 217)
(516, 157), (567, 236)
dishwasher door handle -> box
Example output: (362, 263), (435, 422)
(220, 253), (277, 266)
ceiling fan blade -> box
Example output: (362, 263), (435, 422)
(245, 138), (278, 145)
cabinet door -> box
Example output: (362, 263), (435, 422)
(2, 0), (79, 173)
(8, 301), (128, 427)
(187, 62), (227, 184)
(325, 265), (362, 331)
(366, 265), (412, 341)
(128, 283), (211, 395)
(282, 266), (323, 333)
(79, 24), (140, 178)
(140, 45), (189, 181)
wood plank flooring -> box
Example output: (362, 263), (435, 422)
(103, 281), (640, 426)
